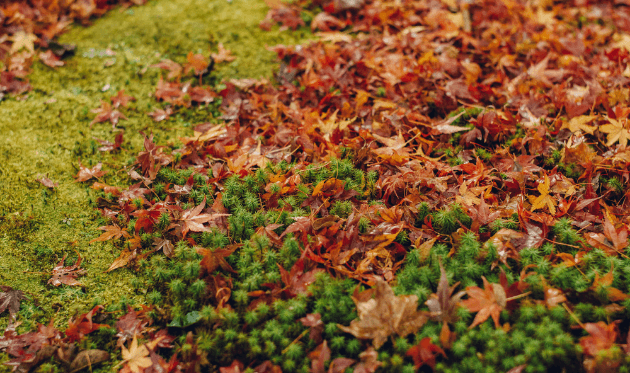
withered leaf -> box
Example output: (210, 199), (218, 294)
(69, 349), (110, 373)
(425, 262), (465, 324)
(48, 253), (86, 287)
(75, 162), (106, 182)
(0, 286), (28, 320)
(180, 197), (230, 237)
(338, 278), (428, 349)
(35, 175), (58, 189)
(89, 225), (131, 243)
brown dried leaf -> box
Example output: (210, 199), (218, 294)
(338, 278), (428, 349)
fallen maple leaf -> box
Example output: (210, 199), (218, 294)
(47, 253), (86, 287)
(580, 321), (622, 373)
(150, 59), (183, 80)
(180, 197), (230, 237)
(406, 337), (446, 370)
(560, 115), (598, 135)
(338, 278), (428, 349)
(35, 175), (58, 189)
(426, 262), (465, 324)
(75, 162), (106, 182)
(540, 276), (567, 309)
(603, 210), (629, 253)
(184, 52), (210, 76)
(111, 89), (136, 108)
(600, 116), (630, 147)
(211, 43), (236, 64)
(353, 347), (381, 373)
(89, 224), (131, 243)
(39, 50), (64, 68)
(196, 245), (237, 275)
(529, 175), (556, 216)
(147, 107), (173, 122)
(0, 286), (28, 320)
(90, 100), (128, 128)
(309, 340), (331, 373)
(461, 276), (506, 329)
(65, 305), (108, 343)
(120, 334), (152, 373)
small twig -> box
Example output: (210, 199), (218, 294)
(505, 291), (531, 302)
(562, 303), (585, 329)
(281, 329), (309, 354)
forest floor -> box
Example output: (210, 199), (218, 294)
(2, 0), (630, 372)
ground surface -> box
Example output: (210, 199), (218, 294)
(3, 0), (630, 373)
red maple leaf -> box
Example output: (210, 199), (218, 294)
(277, 256), (323, 298)
(65, 305), (108, 343)
(406, 337), (446, 370)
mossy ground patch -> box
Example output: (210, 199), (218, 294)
(0, 0), (309, 335)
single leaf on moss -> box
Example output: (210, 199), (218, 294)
(461, 276), (506, 329)
(196, 245), (237, 275)
(580, 321), (622, 372)
(89, 224), (130, 243)
(180, 197), (230, 237)
(0, 286), (28, 320)
(426, 262), (465, 324)
(406, 337), (446, 370)
(75, 162), (106, 182)
(540, 276), (567, 309)
(338, 278), (428, 349)
(48, 253), (86, 287)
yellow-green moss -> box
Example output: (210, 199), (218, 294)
(0, 0), (310, 338)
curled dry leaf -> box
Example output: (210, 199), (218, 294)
(35, 175), (58, 189)
(48, 253), (86, 287)
(338, 278), (428, 349)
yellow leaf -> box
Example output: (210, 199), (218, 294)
(600, 116), (630, 147)
(560, 115), (598, 135)
(11, 32), (37, 54)
(529, 175), (556, 216)
(121, 335), (152, 373)
(315, 110), (355, 138)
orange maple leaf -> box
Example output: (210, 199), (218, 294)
(461, 276), (506, 329)
(89, 225), (131, 243)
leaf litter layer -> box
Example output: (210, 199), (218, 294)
(5, 0), (630, 372)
